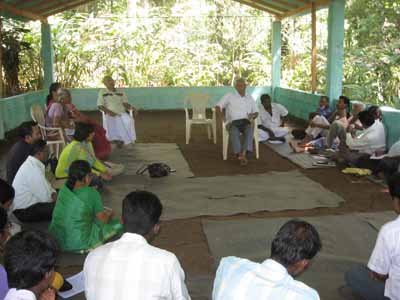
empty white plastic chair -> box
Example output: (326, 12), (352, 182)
(184, 93), (216, 144)
(30, 104), (66, 158)
(222, 118), (259, 160)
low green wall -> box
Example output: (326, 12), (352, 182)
(0, 86), (271, 139)
(1, 86), (399, 149)
(0, 90), (46, 139)
(70, 86), (271, 111)
(273, 87), (322, 121)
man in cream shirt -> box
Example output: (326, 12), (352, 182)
(97, 76), (137, 147)
(84, 191), (190, 300)
(216, 78), (258, 165)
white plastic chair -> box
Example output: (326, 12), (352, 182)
(222, 118), (259, 160)
(184, 93), (216, 144)
(30, 104), (66, 158)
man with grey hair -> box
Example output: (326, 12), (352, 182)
(97, 76), (137, 147)
(216, 78), (258, 165)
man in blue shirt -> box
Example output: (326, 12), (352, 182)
(212, 220), (322, 300)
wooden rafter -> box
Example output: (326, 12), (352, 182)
(34, 1), (79, 14)
(251, 0), (289, 13)
(270, 0), (300, 9)
(235, 0), (284, 17)
(0, 2), (46, 21)
(42, 0), (94, 16)
(281, 0), (331, 19)
(26, 0), (63, 12)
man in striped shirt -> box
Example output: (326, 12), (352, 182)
(84, 191), (190, 300)
(212, 220), (322, 300)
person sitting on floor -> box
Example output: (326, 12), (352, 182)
(372, 139), (400, 182)
(258, 94), (289, 143)
(98, 75), (137, 147)
(6, 121), (41, 184)
(291, 96), (351, 152)
(336, 110), (386, 166)
(316, 95), (333, 119)
(0, 179), (21, 236)
(49, 160), (122, 253)
(0, 206), (11, 300)
(325, 101), (366, 150)
(58, 88), (112, 160)
(345, 172), (400, 300)
(215, 78), (259, 165)
(12, 140), (56, 223)
(212, 219), (322, 300)
(84, 190), (190, 300)
(55, 122), (123, 185)
(4, 230), (58, 300)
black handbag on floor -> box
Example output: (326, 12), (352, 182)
(137, 163), (172, 178)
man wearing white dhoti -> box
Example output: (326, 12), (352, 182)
(258, 94), (289, 143)
(98, 76), (137, 147)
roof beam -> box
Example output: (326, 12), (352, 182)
(270, 0), (300, 9)
(42, 0), (94, 16)
(281, 0), (331, 19)
(0, 2), (47, 21)
(236, 0), (284, 17)
(251, 0), (289, 13)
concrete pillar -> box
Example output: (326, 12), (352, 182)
(271, 20), (281, 98)
(326, 0), (345, 104)
(41, 21), (55, 90)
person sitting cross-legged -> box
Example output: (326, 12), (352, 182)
(335, 110), (386, 166)
(49, 160), (122, 253)
(212, 219), (322, 300)
(98, 75), (137, 147)
(84, 190), (190, 300)
(257, 93), (289, 144)
(345, 172), (400, 300)
(12, 140), (57, 223)
(4, 230), (58, 300)
(6, 121), (41, 184)
(55, 122), (123, 187)
(215, 78), (259, 165)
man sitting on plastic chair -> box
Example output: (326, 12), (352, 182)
(216, 78), (258, 165)
(97, 75), (137, 148)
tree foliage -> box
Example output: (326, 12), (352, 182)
(3, 0), (400, 105)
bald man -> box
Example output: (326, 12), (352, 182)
(97, 76), (137, 147)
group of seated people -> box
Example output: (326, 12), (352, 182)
(0, 182), (399, 300)
(216, 78), (398, 182)
(0, 77), (399, 300)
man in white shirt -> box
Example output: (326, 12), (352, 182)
(345, 173), (400, 300)
(336, 110), (386, 165)
(258, 94), (289, 143)
(84, 190), (190, 300)
(12, 140), (56, 223)
(4, 230), (58, 300)
(97, 75), (137, 147)
(212, 219), (322, 300)
(215, 78), (258, 165)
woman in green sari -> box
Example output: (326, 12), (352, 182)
(49, 160), (122, 253)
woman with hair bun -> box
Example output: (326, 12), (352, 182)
(49, 160), (122, 252)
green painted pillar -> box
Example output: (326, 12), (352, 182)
(41, 21), (54, 90)
(271, 20), (281, 98)
(326, 0), (345, 105)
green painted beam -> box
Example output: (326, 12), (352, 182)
(271, 20), (281, 98)
(326, 0), (345, 105)
(40, 22), (54, 90)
